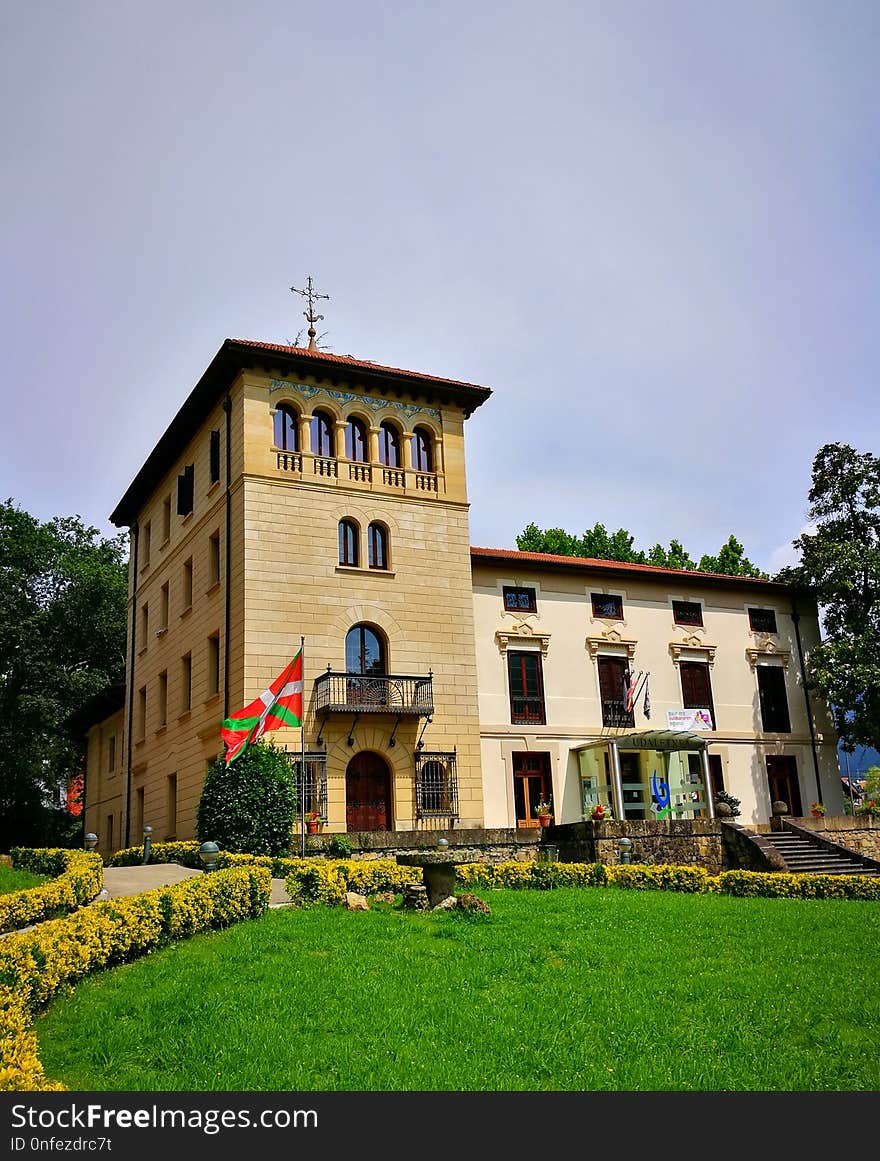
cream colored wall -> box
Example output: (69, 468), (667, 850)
(239, 475), (483, 829)
(82, 709), (125, 858)
(114, 385), (246, 849)
(473, 563), (839, 826)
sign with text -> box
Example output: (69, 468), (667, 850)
(666, 708), (713, 731)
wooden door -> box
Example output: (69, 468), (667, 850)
(346, 752), (392, 832)
(513, 752), (552, 827)
(766, 755), (802, 817)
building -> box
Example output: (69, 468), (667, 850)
(79, 338), (840, 855)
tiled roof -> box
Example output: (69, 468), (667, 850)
(470, 546), (784, 589)
(232, 339), (492, 395)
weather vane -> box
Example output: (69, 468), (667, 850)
(290, 276), (330, 350)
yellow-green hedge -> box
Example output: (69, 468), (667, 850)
(718, 868), (880, 900)
(1, 850), (103, 935)
(0, 864), (271, 1092)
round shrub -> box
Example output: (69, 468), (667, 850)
(327, 834), (353, 859)
(196, 742), (297, 856)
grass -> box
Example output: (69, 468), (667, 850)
(0, 863), (48, 894)
(35, 887), (880, 1091)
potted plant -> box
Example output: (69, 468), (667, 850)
(856, 798), (880, 821)
(305, 810), (323, 835)
(587, 802), (611, 822)
(535, 801), (553, 828)
(810, 801), (826, 818)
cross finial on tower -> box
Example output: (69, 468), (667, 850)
(290, 276), (330, 350)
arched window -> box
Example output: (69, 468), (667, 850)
(412, 426), (434, 472)
(345, 624), (386, 675)
(311, 410), (334, 457)
(273, 403), (299, 451)
(338, 519), (359, 567)
(345, 416), (368, 462)
(378, 421), (401, 467)
(368, 522), (388, 569)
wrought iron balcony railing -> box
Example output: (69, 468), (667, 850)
(314, 671), (434, 716)
(602, 699), (635, 729)
(510, 696), (546, 725)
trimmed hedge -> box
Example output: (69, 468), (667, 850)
(0, 864), (271, 1092)
(1, 850), (103, 935)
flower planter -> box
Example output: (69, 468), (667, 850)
(538, 815), (551, 828)
(306, 820), (321, 835)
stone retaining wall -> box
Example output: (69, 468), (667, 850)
(546, 819), (724, 876)
(791, 816), (880, 861)
(302, 827), (541, 864)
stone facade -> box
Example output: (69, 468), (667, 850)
(302, 827), (540, 864)
(548, 819), (724, 876)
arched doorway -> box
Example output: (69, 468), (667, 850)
(346, 752), (392, 832)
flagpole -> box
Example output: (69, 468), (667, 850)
(300, 635), (306, 859)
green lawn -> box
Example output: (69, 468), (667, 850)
(0, 863), (48, 894)
(36, 887), (880, 1091)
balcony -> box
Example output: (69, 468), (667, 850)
(314, 671), (434, 716)
(510, 696), (546, 725)
(602, 699), (635, 729)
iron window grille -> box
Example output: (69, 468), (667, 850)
(414, 751), (458, 821)
(289, 752), (328, 818)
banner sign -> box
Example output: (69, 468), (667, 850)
(666, 708), (713, 731)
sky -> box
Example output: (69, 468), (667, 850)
(2, 1), (878, 575)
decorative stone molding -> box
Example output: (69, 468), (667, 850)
(586, 628), (637, 661)
(746, 642), (791, 670)
(495, 623), (551, 657)
(669, 638), (717, 667)
(269, 378), (441, 421)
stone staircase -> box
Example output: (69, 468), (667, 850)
(762, 828), (879, 876)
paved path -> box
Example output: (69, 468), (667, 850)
(100, 864), (295, 907)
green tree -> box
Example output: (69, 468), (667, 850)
(515, 522), (765, 577)
(697, 535), (764, 578)
(196, 740), (298, 856)
(0, 501), (128, 850)
(776, 443), (880, 751)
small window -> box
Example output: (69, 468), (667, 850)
(503, 586), (537, 613)
(412, 426), (434, 472)
(507, 651), (546, 724)
(345, 416), (368, 462)
(591, 593), (623, 620)
(107, 735), (117, 774)
(159, 581), (169, 631)
(177, 464), (194, 516)
(672, 600), (703, 627)
(158, 671), (168, 727)
(141, 521), (151, 569)
(757, 665), (791, 733)
(162, 496), (171, 543)
(378, 422), (401, 467)
(338, 519), (359, 567)
(140, 603), (149, 644)
(210, 429), (221, 483)
(748, 607), (777, 634)
(310, 410), (335, 457)
(181, 653), (192, 713)
(182, 557), (193, 609)
(346, 624), (386, 675)
(137, 686), (147, 741)
(368, 523), (388, 569)
(273, 405), (298, 452)
(209, 530), (221, 587)
(166, 774), (178, 840)
(207, 633), (220, 697)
